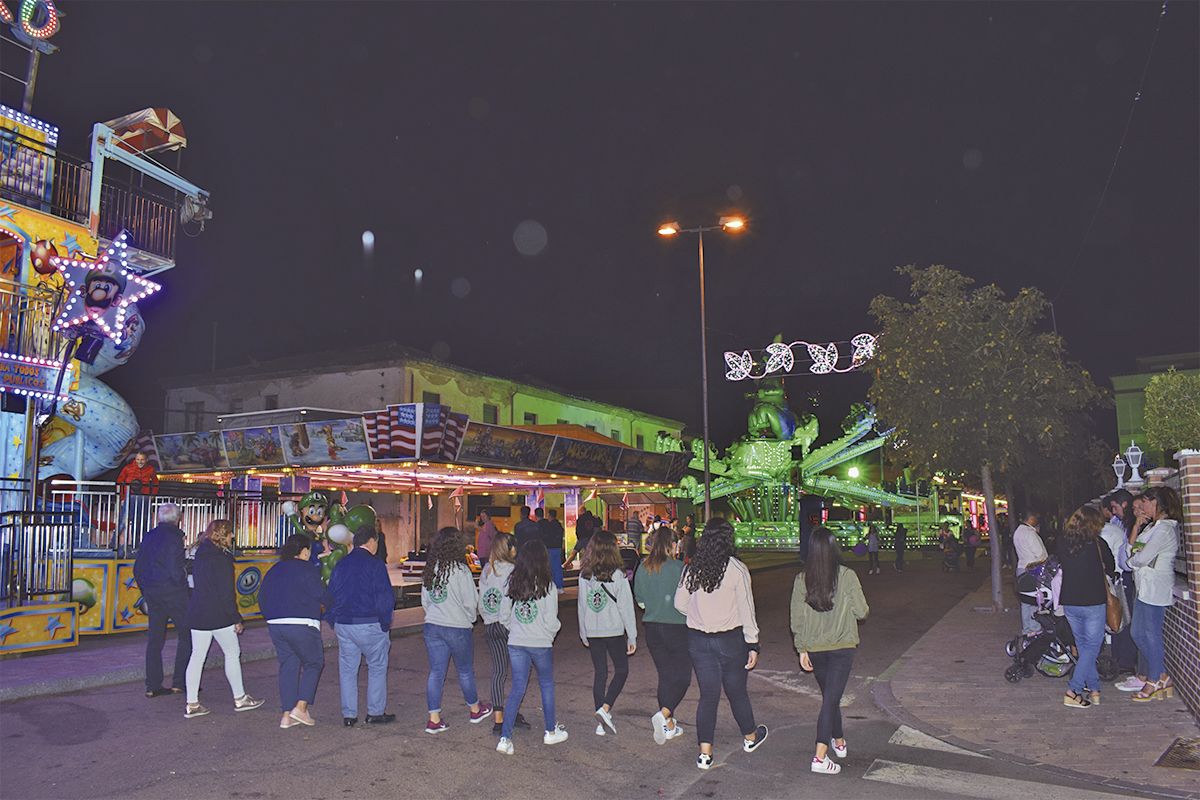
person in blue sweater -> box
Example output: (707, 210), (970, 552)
(258, 533), (333, 729)
(327, 524), (395, 727)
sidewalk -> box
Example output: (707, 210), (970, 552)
(873, 578), (1200, 799)
(0, 552), (799, 703)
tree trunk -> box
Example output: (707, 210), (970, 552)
(981, 462), (1003, 612)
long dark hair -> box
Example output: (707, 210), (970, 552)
(804, 526), (843, 612)
(642, 528), (674, 574)
(581, 530), (623, 581)
(1061, 505), (1105, 556)
(507, 539), (552, 601)
(423, 527), (467, 591)
(683, 517), (735, 593)
(1141, 485), (1183, 522)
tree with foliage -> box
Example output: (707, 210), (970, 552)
(1143, 368), (1200, 454)
(869, 266), (1105, 610)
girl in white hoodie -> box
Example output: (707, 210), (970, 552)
(578, 531), (637, 736)
(479, 532), (528, 734)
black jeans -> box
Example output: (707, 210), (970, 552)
(588, 635), (630, 709)
(144, 590), (192, 691)
(810, 648), (854, 746)
(645, 621), (691, 712)
(867, 552), (880, 571)
(688, 628), (756, 746)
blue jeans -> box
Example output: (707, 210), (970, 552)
(336, 623), (391, 718)
(1131, 600), (1167, 679)
(502, 645), (555, 738)
(548, 548), (564, 590)
(1063, 604), (1105, 695)
(423, 623), (479, 713)
(269, 624), (325, 711)
(688, 628), (756, 746)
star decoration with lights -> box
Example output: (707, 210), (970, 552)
(50, 230), (161, 345)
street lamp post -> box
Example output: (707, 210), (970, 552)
(657, 216), (746, 522)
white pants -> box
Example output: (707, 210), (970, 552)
(186, 624), (245, 704)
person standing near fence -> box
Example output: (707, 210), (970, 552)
(258, 533), (332, 729)
(133, 503), (191, 698)
(327, 524), (396, 726)
(117, 452), (158, 552)
(183, 519), (265, 718)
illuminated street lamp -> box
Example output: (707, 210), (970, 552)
(1111, 453), (1127, 489)
(1125, 441), (1144, 487)
(658, 215), (748, 520)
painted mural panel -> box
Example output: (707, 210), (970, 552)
(221, 426), (285, 468)
(611, 448), (676, 483)
(455, 422), (555, 470)
(545, 437), (622, 477)
(283, 419), (370, 466)
(154, 431), (230, 471)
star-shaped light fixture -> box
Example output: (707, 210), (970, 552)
(50, 231), (161, 345)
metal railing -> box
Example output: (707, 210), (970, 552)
(0, 128), (183, 262)
(48, 480), (284, 555)
(0, 510), (73, 608)
(0, 277), (60, 361)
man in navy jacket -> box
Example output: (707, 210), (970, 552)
(326, 525), (395, 726)
(132, 503), (191, 697)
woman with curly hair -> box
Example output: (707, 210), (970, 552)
(578, 531), (637, 736)
(421, 526), (490, 734)
(496, 540), (567, 755)
(1057, 506), (1115, 709)
(673, 518), (767, 770)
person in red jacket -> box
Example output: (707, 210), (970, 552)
(118, 452), (159, 551)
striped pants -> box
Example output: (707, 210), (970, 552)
(484, 622), (510, 708)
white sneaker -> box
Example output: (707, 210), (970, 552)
(697, 752), (713, 770)
(652, 711), (667, 745)
(830, 738), (848, 758)
(594, 724), (606, 736)
(812, 755), (841, 775)
(543, 724), (569, 745)
(234, 694), (264, 712)
(496, 737), (514, 755)
(664, 722), (685, 740)
(1115, 676), (1145, 692)
(595, 706), (616, 735)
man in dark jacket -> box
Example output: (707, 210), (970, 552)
(541, 509), (566, 591)
(132, 503), (191, 697)
(327, 525), (395, 726)
(513, 506), (540, 550)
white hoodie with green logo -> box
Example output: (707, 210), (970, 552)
(578, 571), (637, 646)
(421, 563), (479, 629)
(478, 561), (515, 625)
(500, 585), (561, 648)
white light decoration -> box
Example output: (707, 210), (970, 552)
(50, 230), (161, 345)
(1111, 453), (1126, 489)
(0, 351), (68, 401)
(724, 333), (877, 381)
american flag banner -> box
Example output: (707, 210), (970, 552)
(117, 429), (161, 470)
(439, 412), (469, 461)
(388, 403), (421, 459)
(420, 403), (448, 458)
(363, 409), (393, 459)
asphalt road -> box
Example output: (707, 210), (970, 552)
(0, 557), (1143, 800)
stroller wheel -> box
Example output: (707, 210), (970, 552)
(1005, 639), (1019, 658)
(1005, 665), (1023, 683)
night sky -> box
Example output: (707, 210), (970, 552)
(26, 1), (1200, 447)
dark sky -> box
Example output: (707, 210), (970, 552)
(28, 1), (1200, 447)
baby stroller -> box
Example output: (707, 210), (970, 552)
(941, 535), (962, 572)
(1003, 559), (1076, 682)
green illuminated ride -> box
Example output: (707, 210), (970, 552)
(662, 377), (920, 549)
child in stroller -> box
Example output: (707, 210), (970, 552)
(941, 532), (962, 572)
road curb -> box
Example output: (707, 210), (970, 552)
(871, 665), (1199, 799)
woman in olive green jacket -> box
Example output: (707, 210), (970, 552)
(790, 527), (869, 776)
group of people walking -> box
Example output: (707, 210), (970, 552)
(1014, 485), (1182, 710)
(139, 504), (870, 777)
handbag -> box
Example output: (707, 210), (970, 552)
(1098, 542), (1127, 634)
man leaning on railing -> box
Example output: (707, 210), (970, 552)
(117, 452), (159, 553)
